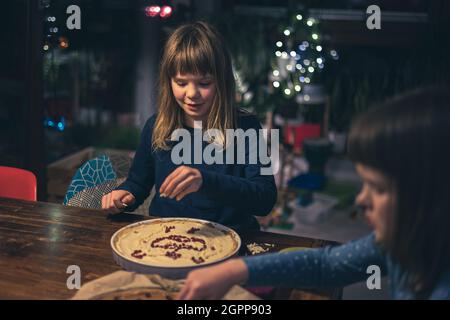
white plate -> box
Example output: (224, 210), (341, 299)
(111, 218), (241, 279)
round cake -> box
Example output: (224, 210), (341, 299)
(111, 218), (241, 270)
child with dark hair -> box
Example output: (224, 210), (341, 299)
(179, 87), (450, 300)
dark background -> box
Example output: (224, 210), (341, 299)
(0, 0), (449, 200)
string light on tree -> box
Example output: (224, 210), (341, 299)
(270, 11), (339, 98)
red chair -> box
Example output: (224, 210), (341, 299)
(284, 123), (321, 152)
(0, 166), (37, 201)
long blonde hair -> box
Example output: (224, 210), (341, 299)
(152, 21), (236, 150)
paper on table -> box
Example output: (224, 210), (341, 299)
(71, 270), (259, 300)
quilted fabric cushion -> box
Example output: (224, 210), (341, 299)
(63, 155), (117, 205)
(67, 178), (126, 209)
(64, 152), (153, 215)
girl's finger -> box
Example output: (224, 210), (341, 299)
(176, 184), (197, 201)
(177, 284), (191, 300)
(122, 194), (135, 205)
(102, 194), (109, 211)
(170, 176), (195, 199)
(112, 192), (126, 207)
(108, 193), (120, 214)
(184, 287), (198, 300)
(164, 171), (193, 198)
(106, 193), (112, 209)
(113, 198), (127, 211)
(160, 166), (182, 194)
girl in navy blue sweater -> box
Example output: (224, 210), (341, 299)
(101, 22), (277, 232)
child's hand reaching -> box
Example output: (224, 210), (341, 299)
(177, 258), (249, 300)
(101, 190), (136, 214)
(159, 165), (203, 201)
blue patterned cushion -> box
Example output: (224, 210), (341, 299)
(67, 178), (126, 209)
(63, 155), (117, 205)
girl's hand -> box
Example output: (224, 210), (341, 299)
(101, 190), (135, 214)
(159, 165), (203, 201)
(177, 259), (249, 300)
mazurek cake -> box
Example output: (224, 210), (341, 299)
(112, 218), (240, 268)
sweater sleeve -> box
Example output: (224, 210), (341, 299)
(115, 116), (156, 211)
(243, 233), (388, 288)
(198, 116), (277, 216)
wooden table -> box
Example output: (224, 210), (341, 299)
(0, 197), (342, 300)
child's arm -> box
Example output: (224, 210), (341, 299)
(243, 233), (387, 289)
(115, 117), (156, 211)
(178, 233), (386, 299)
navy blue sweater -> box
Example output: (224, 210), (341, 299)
(116, 113), (277, 232)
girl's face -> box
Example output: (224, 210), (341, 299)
(355, 163), (396, 242)
(171, 73), (216, 127)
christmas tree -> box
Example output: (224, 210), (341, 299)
(269, 12), (339, 102)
